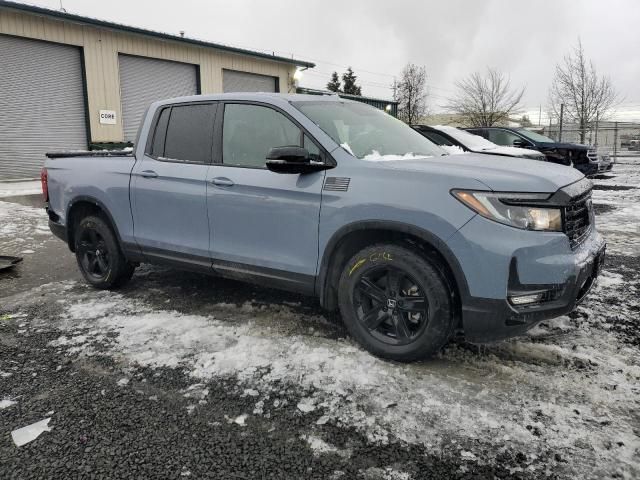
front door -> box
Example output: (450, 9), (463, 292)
(207, 102), (325, 292)
(131, 103), (216, 265)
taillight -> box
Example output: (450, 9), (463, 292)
(41, 168), (48, 201)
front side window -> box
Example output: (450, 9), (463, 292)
(163, 104), (215, 163)
(488, 129), (525, 147)
(304, 134), (321, 161)
(293, 101), (444, 160)
(516, 128), (555, 143)
(222, 104), (301, 168)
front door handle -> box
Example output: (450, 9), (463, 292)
(211, 177), (234, 187)
(140, 170), (158, 178)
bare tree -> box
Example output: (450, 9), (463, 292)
(549, 40), (618, 143)
(446, 68), (524, 127)
(394, 63), (428, 124)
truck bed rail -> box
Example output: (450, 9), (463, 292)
(46, 150), (134, 159)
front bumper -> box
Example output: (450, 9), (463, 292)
(461, 239), (605, 342)
(447, 195), (607, 343)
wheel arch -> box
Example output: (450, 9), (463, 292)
(317, 221), (470, 319)
(65, 196), (125, 253)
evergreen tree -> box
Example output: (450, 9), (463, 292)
(326, 72), (342, 92)
(342, 67), (362, 95)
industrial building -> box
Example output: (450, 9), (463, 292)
(0, 0), (313, 180)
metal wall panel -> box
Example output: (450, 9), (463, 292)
(118, 54), (198, 142)
(0, 34), (87, 180)
(223, 69), (277, 93)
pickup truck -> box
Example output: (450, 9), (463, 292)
(43, 93), (606, 361)
(465, 126), (604, 176)
(413, 125), (547, 161)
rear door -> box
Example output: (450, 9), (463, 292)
(131, 103), (216, 266)
(206, 102), (325, 292)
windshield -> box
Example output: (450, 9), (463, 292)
(433, 125), (498, 150)
(516, 128), (555, 143)
(293, 101), (444, 160)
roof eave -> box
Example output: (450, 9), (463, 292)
(0, 0), (315, 68)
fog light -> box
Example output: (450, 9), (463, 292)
(509, 293), (544, 305)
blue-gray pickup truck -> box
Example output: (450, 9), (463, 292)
(43, 93), (606, 361)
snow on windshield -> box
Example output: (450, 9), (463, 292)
(294, 101), (444, 159)
(433, 125), (497, 150)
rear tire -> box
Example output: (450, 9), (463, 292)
(74, 215), (135, 289)
(337, 243), (454, 362)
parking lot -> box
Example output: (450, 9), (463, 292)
(1, 159), (639, 479)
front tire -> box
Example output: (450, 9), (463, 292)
(74, 215), (135, 289)
(337, 244), (454, 362)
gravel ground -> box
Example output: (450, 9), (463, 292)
(1, 159), (639, 479)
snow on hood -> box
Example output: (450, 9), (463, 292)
(369, 152), (585, 193)
(362, 150), (434, 162)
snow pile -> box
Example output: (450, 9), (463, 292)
(0, 199), (50, 255)
(0, 180), (41, 198)
(15, 277), (635, 478)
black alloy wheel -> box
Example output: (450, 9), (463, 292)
(74, 215), (135, 289)
(337, 243), (454, 361)
(77, 228), (111, 280)
(353, 266), (429, 346)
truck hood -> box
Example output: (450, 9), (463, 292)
(537, 142), (591, 151)
(470, 145), (544, 159)
(370, 153), (584, 193)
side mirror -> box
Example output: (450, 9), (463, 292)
(266, 146), (334, 174)
(513, 139), (526, 147)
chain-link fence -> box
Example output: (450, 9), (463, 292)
(542, 121), (640, 158)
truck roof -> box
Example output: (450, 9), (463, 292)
(150, 92), (351, 108)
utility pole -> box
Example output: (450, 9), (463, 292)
(613, 122), (619, 160)
(594, 113), (599, 147)
(538, 105), (542, 127)
(558, 104), (565, 142)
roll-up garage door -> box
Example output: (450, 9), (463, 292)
(119, 54), (198, 142)
(0, 35), (88, 180)
(223, 70), (278, 93)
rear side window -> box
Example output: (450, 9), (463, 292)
(163, 104), (215, 163)
(149, 107), (170, 157)
(222, 104), (301, 168)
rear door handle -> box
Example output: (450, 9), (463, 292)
(211, 177), (234, 187)
(140, 170), (158, 178)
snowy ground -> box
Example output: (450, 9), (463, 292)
(1, 161), (639, 479)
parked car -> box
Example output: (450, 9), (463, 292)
(43, 93), (606, 362)
(597, 151), (614, 172)
(413, 125), (547, 161)
(465, 127), (604, 176)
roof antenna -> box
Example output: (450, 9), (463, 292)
(59, 0), (66, 12)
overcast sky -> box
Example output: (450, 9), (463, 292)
(22, 0), (640, 121)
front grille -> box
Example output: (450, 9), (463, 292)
(587, 149), (598, 162)
(564, 189), (593, 248)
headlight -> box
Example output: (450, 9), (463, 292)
(452, 190), (563, 231)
